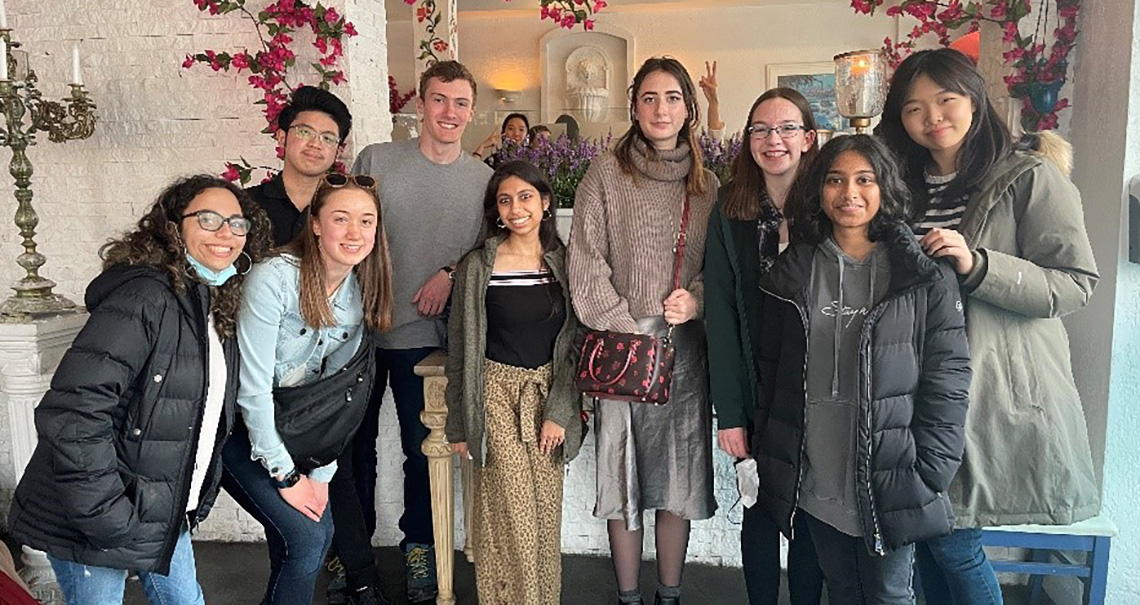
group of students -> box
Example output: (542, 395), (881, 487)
(4, 46), (1099, 605)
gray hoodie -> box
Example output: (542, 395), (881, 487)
(799, 238), (890, 536)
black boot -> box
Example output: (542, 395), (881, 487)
(654, 593), (680, 605)
(348, 586), (394, 605)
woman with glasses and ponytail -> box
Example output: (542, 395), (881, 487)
(704, 88), (825, 605)
(221, 173), (395, 605)
(8, 175), (270, 604)
(568, 56), (717, 605)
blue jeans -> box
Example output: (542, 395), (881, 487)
(804, 513), (915, 605)
(741, 504), (824, 605)
(345, 346), (436, 549)
(221, 423), (335, 605)
(48, 529), (203, 605)
(915, 528), (1003, 605)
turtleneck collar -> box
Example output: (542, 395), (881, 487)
(630, 135), (693, 183)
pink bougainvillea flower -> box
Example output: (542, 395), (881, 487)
(231, 52), (250, 69)
(324, 7), (340, 23)
(182, 55), (196, 69)
(345, 22), (358, 36)
(221, 164), (242, 182)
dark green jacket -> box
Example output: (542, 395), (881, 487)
(444, 235), (583, 466)
(704, 188), (783, 430)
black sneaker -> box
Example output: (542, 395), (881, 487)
(349, 586), (393, 605)
(403, 543), (439, 603)
(326, 555), (349, 605)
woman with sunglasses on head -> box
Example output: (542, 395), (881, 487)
(755, 134), (970, 605)
(221, 173), (394, 605)
(445, 160), (583, 605)
(879, 48), (1099, 605)
(568, 56), (717, 605)
(7, 176), (270, 604)
(704, 87), (825, 605)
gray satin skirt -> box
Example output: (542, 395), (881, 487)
(593, 316), (717, 530)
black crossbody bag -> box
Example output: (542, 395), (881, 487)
(273, 331), (376, 474)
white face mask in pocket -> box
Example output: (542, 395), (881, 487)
(736, 457), (759, 508)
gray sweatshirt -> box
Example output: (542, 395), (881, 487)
(799, 238), (890, 536)
(352, 139), (492, 350)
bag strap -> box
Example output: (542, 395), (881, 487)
(672, 193), (691, 291)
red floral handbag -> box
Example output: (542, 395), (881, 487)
(574, 194), (691, 405)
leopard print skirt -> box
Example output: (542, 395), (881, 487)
(472, 359), (564, 605)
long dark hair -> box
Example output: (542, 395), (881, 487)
(481, 160), (562, 253)
(280, 178), (393, 332)
(613, 57), (709, 196)
(100, 174), (272, 338)
(722, 87), (820, 221)
(794, 135), (912, 245)
(879, 48), (1012, 212)
(500, 112), (530, 134)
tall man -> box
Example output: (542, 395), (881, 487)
(349, 60), (492, 603)
(248, 86), (352, 247)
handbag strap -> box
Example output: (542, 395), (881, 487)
(672, 193), (691, 291)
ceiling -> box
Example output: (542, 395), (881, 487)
(386, 0), (847, 21)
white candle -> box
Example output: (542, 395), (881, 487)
(0, 0), (8, 29)
(1, 40), (8, 81)
(71, 43), (81, 86)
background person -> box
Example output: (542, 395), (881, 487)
(221, 174), (393, 605)
(879, 47), (1100, 605)
(8, 175), (270, 604)
(755, 134), (970, 605)
(445, 160), (583, 605)
(568, 56), (717, 605)
(704, 87), (825, 605)
(473, 112), (530, 166)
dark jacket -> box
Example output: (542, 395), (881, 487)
(704, 188), (783, 430)
(754, 224), (971, 554)
(444, 235), (584, 465)
(8, 265), (238, 575)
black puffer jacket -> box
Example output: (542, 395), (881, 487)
(7, 264), (238, 575)
(753, 224), (971, 554)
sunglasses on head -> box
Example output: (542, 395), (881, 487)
(323, 173), (376, 190)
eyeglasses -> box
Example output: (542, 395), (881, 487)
(182, 210), (252, 236)
(289, 125), (341, 148)
(323, 173), (377, 189)
(746, 123), (807, 140)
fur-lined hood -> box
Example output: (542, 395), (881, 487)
(1019, 130), (1072, 177)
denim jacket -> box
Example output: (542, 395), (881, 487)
(237, 255), (364, 482)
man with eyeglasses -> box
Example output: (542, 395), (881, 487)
(248, 86), (352, 247)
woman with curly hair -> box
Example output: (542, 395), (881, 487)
(7, 175), (271, 604)
(755, 135), (971, 604)
(221, 173), (394, 605)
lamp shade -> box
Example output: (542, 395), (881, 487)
(834, 50), (888, 120)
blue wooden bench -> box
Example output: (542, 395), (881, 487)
(981, 516), (1117, 605)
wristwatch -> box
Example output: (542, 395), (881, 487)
(273, 469), (301, 489)
(441, 266), (455, 283)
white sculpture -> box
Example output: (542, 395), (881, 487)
(565, 46), (610, 123)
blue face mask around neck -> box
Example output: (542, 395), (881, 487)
(186, 253), (238, 286)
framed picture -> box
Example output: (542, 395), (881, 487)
(766, 62), (844, 131)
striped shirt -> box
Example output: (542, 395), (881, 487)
(912, 171), (968, 236)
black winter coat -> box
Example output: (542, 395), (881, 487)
(753, 224), (971, 555)
(8, 264), (238, 575)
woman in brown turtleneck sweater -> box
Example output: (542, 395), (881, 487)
(568, 57), (718, 605)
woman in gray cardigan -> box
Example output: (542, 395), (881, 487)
(445, 160), (582, 605)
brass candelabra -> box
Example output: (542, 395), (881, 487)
(0, 29), (96, 319)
